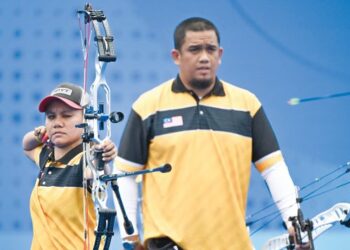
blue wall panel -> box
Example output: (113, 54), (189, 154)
(1, 0), (349, 249)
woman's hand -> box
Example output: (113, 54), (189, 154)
(33, 126), (47, 143)
(94, 138), (117, 162)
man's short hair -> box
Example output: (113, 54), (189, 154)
(173, 17), (220, 50)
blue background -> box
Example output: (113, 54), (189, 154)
(0, 0), (349, 249)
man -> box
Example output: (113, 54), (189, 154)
(115, 17), (301, 250)
(23, 83), (117, 249)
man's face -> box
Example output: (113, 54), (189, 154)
(45, 100), (83, 149)
(172, 30), (223, 90)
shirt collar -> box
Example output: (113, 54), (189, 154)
(51, 143), (83, 164)
(171, 75), (225, 97)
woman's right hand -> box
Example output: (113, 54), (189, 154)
(33, 126), (47, 143)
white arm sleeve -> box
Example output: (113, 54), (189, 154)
(261, 161), (298, 228)
(112, 169), (139, 239)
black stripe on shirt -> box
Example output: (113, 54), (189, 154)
(252, 107), (280, 162)
(118, 109), (150, 166)
(118, 106), (253, 165)
(38, 163), (83, 188)
(147, 105), (252, 138)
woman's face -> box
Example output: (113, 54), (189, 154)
(45, 100), (83, 150)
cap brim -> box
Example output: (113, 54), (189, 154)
(38, 96), (82, 112)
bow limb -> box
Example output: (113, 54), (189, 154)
(261, 203), (350, 250)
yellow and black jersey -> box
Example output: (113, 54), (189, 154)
(30, 144), (97, 250)
(116, 76), (284, 250)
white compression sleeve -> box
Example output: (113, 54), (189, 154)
(112, 169), (139, 238)
(261, 161), (299, 228)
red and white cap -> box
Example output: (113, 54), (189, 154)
(38, 83), (86, 112)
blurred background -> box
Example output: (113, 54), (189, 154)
(0, 0), (349, 249)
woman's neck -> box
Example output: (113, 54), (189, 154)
(54, 140), (82, 160)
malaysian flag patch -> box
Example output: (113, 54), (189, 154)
(163, 116), (184, 128)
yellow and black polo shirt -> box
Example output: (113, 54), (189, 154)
(116, 76), (284, 250)
(30, 144), (97, 250)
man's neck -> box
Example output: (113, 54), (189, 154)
(181, 79), (215, 98)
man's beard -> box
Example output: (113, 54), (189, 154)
(189, 78), (213, 90)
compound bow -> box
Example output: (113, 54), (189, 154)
(76, 4), (171, 250)
(262, 202), (350, 250)
(247, 161), (350, 250)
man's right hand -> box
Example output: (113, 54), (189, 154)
(122, 235), (144, 250)
(288, 227), (312, 250)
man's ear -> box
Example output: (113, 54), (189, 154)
(218, 47), (223, 65)
(171, 49), (181, 65)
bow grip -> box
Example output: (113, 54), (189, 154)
(94, 149), (105, 171)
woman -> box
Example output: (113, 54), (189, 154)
(23, 82), (117, 249)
